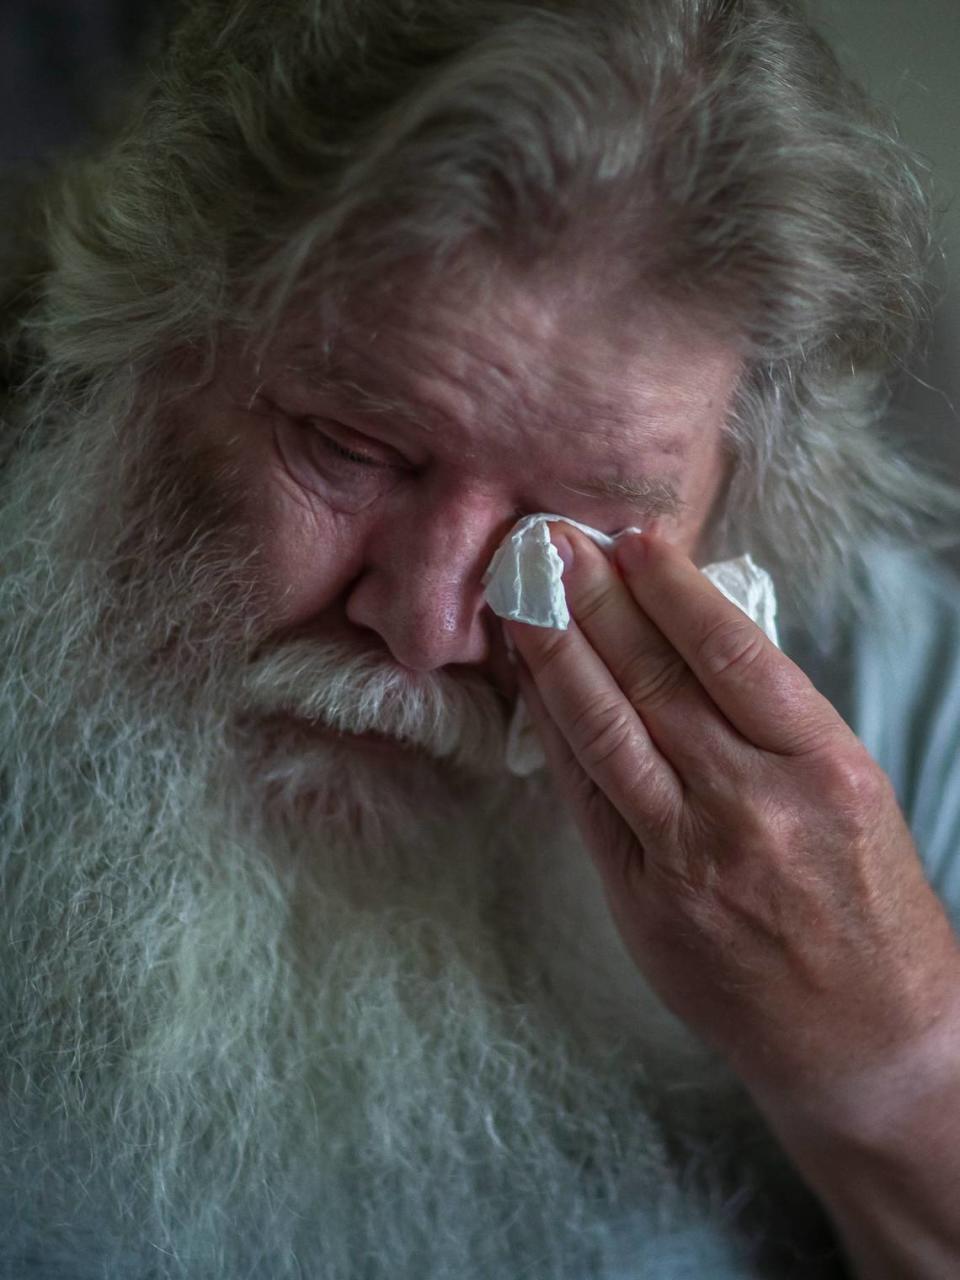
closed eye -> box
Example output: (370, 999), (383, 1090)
(309, 427), (384, 467)
(297, 416), (407, 469)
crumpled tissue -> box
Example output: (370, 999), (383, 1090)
(482, 513), (780, 776)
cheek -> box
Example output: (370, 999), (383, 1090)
(233, 435), (372, 629)
(263, 491), (372, 629)
(170, 378), (375, 631)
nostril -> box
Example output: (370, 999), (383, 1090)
(345, 522), (499, 670)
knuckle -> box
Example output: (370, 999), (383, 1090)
(776, 712), (841, 757)
(572, 578), (619, 626)
(526, 627), (568, 675)
(570, 697), (636, 770)
(630, 776), (683, 843)
(619, 644), (689, 711)
(818, 747), (888, 815)
(695, 616), (766, 680)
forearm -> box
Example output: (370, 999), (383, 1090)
(794, 1123), (960, 1279)
(755, 1014), (960, 1280)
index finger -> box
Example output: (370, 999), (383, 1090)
(615, 533), (847, 756)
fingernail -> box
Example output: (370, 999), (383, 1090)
(552, 532), (574, 571)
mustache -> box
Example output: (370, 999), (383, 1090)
(236, 639), (512, 773)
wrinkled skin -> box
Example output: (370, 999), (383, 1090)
(185, 272), (736, 701)
(509, 529), (960, 1100)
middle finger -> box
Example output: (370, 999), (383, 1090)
(551, 524), (749, 782)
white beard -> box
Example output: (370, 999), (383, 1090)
(0, 399), (834, 1278)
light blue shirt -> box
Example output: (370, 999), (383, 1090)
(784, 547), (960, 927)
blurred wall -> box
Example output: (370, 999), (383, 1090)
(0, 0), (167, 167)
(809, 0), (960, 505)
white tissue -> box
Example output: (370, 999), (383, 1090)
(482, 514), (640, 629)
(701, 555), (779, 650)
(482, 514), (780, 776)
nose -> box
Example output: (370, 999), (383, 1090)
(345, 490), (505, 672)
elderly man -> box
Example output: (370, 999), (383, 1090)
(1, 0), (958, 1276)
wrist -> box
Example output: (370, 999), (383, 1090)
(756, 1010), (960, 1280)
(750, 992), (960, 1172)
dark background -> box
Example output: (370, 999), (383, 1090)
(0, 0), (169, 166)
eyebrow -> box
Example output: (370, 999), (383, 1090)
(280, 353), (685, 517)
(560, 475), (684, 518)
(281, 357), (438, 432)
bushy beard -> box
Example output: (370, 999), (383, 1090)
(0, 388), (831, 1278)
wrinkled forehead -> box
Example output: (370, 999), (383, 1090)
(266, 262), (744, 446)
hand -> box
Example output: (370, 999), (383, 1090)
(507, 528), (960, 1112)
